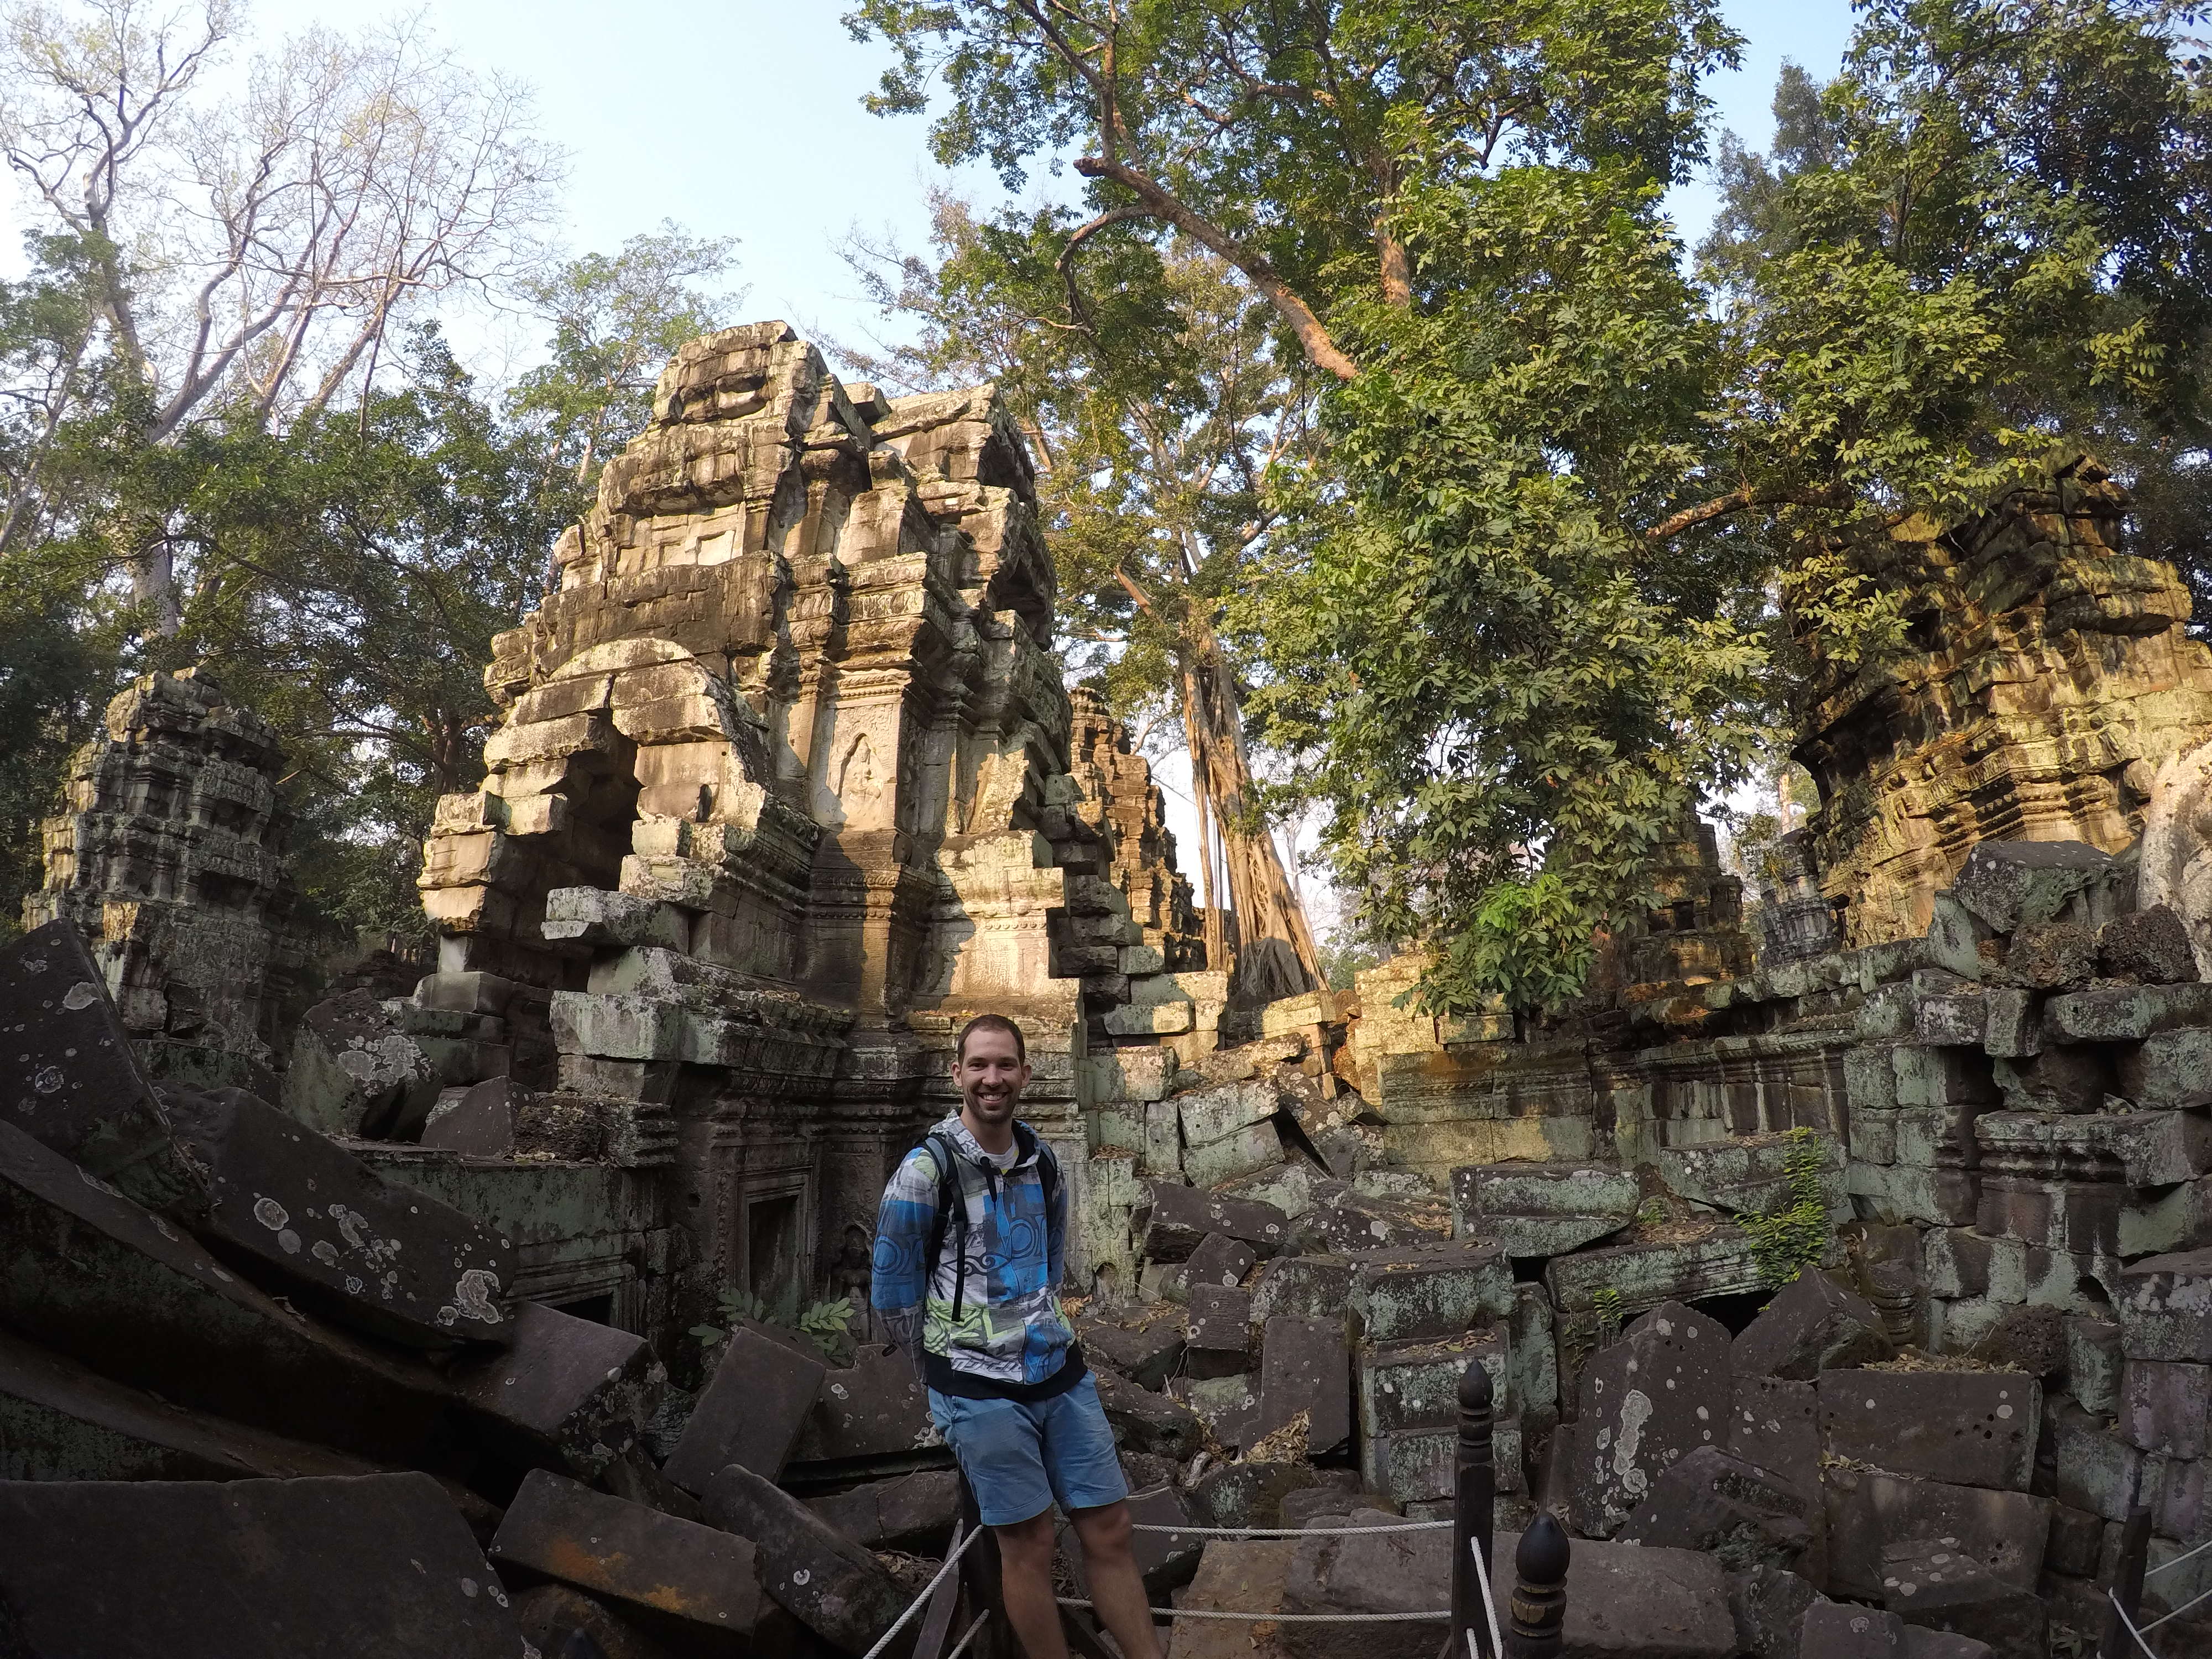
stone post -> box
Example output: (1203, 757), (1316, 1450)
(1451, 1358), (1496, 1658)
(2100, 1503), (2151, 1659)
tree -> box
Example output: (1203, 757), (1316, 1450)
(510, 223), (745, 488)
(1690, 1), (2212, 644)
(0, 0), (562, 620)
(844, 0), (1741, 380)
(838, 195), (1326, 993)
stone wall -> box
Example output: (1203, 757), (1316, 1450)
(22, 668), (311, 1091)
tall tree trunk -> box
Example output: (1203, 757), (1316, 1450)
(1183, 691), (1225, 972)
(1179, 619), (1322, 1001)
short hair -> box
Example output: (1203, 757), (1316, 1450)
(956, 1013), (1027, 1063)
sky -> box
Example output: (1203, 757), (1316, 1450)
(0, 0), (1866, 907)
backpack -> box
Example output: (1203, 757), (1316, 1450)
(920, 1125), (1062, 1320)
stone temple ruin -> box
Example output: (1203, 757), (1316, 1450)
(11, 328), (2212, 1659)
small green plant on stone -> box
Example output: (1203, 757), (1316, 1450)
(1593, 1285), (1624, 1344)
(1745, 1126), (1832, 1288)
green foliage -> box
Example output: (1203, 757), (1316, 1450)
(1743, 1128), (1833, 1288)
(1593, 1285), (1625, 1343)
(692, 1288), (858, 1364)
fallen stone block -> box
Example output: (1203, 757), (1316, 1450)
(158, 1083), (515, 1347)
(1177, 1371), (1261, 1447)
(1451, 1160), (1639, 1256)
(1185, 1118), (1285, 1188)
(1734, 1271), (1895, 1380)
(2120, 1248), (2212, 1360)
(1568, 1300), (1733, 1538)
(284, 987), (440, 1138)
(1731, 1375), (1823, 1495)
(1095, 1367), (1204, 1459)
(1660, 1134), (1849, 1223)
(2102, 904), (2200, 984)
(0, 1324), (382, 1482)
(491, 1468), (765, 1653)
(1981, 988), (2040, 1058)
(1546, 1227), (1773, 1334)
(1878, 1538), (2044, 1659)
(1348, 1239), (1511, 1343)
(420, 1075), (517, 1155)
(1471, 1528), (1736, 1659)
(1989, 1047), (2111, 1113)
(1185, 1284), (1255, 1379)
(0, 1471), (526, 1657)
(1355, 1327), (1507, 1503)
(2044, 980), (2212, 1042)
(1256, 1315), (1352, 1457)
(1993, 923), (2097, 991)
(1618, 1443), (1821, 1582)
(0, 919), (199, 1207)
(664, 1324), (826, 1491)
(701, 1460), (907, 1655)
(2119, 1027), (2212, 1109)
(446, 1301), (666, 1479)
(1917, 986), (1993, 1044)
(0, 1117), (442, 1460)
(1293, 1180), (1453, 1255)
(1801, 1601), (1911, 1657)
(1185, 1231), (1258, 1291)
(1952, 842), (2119, 935)
(2048, 1398), (2150, 1520)
(1188, 1459), (1333, 1531)
(2065, 1315), (2124, 1412)
(1816, 1368), (2037, 1491)
(1136, 1180), (1291, 1260)
(1822, 1468), (2050, 1600)
(1248, 1253), (1356, 1325)
(2117, 1357), (2212, 1458)
(1125, 1481), (1204, 1593)
(1726, 1564), (1822, 1659)
(805, 1468), (959, 1553)
(789, 1343), (931, 1465)
(511, 1584), (682, 1659)
(1078, 1304), (1187, 1390)
(1167, 1536), (1297, 1659)
(1178, 1078), (1282, 1149)
(1279, 1509), (1450, 1659)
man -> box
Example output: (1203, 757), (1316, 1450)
(872, 1014), (1162, 1659)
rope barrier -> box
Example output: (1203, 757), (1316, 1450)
(2142, 1575), (2212, 1635)
(1127, 1520), (1453, 1537)
(861, 1523), (985, 1659)
(2112, 1588), (2163, 1657)
(941, 1610), (991, 1659)
(1056, 1597), (1449, 1623)
(2147, 1533), (2212, 1582)
(1468, 1531), (1504, 1659)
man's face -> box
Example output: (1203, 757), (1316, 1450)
(954, 1026), (1030, 1133)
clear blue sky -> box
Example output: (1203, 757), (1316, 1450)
(138, 0), (1864, 372)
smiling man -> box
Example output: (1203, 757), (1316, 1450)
(871, 1014), (1160, 1659)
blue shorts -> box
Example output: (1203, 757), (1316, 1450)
(926, 1373), (1129, 1526)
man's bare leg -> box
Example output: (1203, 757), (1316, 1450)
(1071, 1501), (1162, 1659)
(994, 1509), (1071, 1659)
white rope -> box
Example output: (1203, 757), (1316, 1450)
(1128, 1520), (1452, 1537)
(862, 1523), (985, 1659)
(2142, 1575), (2212, 1634)
(942, 1610), (991, 1659)
(1469, 1532), (1505, 1659)
(2112, 1589), (2163, 1656)
(2147, 1534), (2212, 1581)
(1057, 1597), (1448, 1623)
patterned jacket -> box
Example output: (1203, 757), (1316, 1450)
(869, 1113), (1076, 1389)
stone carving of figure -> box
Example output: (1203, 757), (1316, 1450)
(2141, 735), (2212, 979)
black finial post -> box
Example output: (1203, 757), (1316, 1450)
(1450, 1358), (1496, 1659)
(1507, 1511), (1571, 1659)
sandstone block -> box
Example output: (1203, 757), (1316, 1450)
(1815, 1369), (2038, 1491)
(701, 1461), (906, 1655)
(2044, 980), (2212, 1041)
(1728, 1565), (1823, 1659)
(1135, 1181), (1291, 1260)
(1185, 1284), (1254, 1379)
(2119, 1027), (2212, 1108)
(2065, 1315), (2124, 1413)
(419, 1076), (517, 1155)
(1476, 1530), (1736, 1659)
(2117, 1358), (2211, 1458)
(1731, 1375), (1822, 1494)
(1952, 842), (2118, 934)
(1077, 1306), (1186, 1391)
(664, 1324), (826, 1491)
(1917, 989), (1991, 1045)
(1258, 1316), (1352, 1457)
(1821, 1469), (2051, 1600)
(1659, 1134), (1849, 1222)
(2103, 904), (2201, 983)
(1981, 988), (2041, 1057)
(493, 1468), (765, 1651)
(2122, 1249), (2212, 1360)
(1348, 1240), (1511, 1343)
(1990, 1046), (2115, 1112)
(1248, 1253), (1357, 1326)
(1992, 922), (2097, 991)
(1568, 1300), (1732, 1537)
(1178, 1079), (1281, 1147)
(1178, 1371), (1260, 1447)
(789, 1344), (928, 1464)
(2048, 1401), (2146, 1520)
(1733, 1272), (1894, 1380)
(1878, 1538), (2045, 1659)
(0, 1472), (528, 1658)
(1182, 1118), (1284, 1188)
(1451, 1160), (1639, 1256)
(1185, 1232), (1257, 1291)
(1093, 1368), (1202, 1458)
(510, 1586), (682, 1659)
(1616, 1443), (1821, 1579)
(446, 1302), (665, 1479)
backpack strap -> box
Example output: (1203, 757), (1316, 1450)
(921, 1131), (969, 1321)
